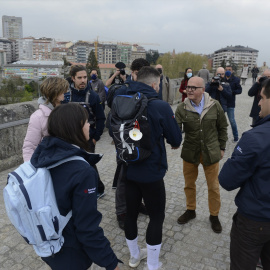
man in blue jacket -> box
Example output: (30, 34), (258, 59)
(205, 67), (232, 112)
(224, 65), (242, 142)
(219, 78), (270, 270)
(114, 66), (182, 269)
(68, 65), (106, 199)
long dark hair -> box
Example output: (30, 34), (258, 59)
(48, 103), (90, 151)
(184, 67), (193, 81)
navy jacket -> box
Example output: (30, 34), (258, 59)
(31, 136), (118, 270)
(205, 81), (232, 112)
(69, 83), (105, 142)
(113, 80), (182, 183)
(224, 75), (242, 108)
(219, 115), (270, 222)
(248, 82), (262, 118)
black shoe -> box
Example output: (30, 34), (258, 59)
(177, 210), (196, 224)
(117, 214), (126, 230)
(139, 203), (148, 215)
(209, 215), (222, 233)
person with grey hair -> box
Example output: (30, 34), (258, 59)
(197, 64), (210, 84)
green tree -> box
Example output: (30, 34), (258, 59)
(146, 51), (160, 65)
(25, 84), (33, 92)
(86, 50), (100, 79)
(20, 90), (33, 102)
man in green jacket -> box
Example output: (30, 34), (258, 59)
(175, 77), (228, 233)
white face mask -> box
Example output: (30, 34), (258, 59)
(187, 73), (192, 78)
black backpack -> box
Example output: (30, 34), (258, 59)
(110, 92), (155, 164)
(107, 83), (126, 108)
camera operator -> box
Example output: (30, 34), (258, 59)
(105, 62), (127, 87)
(248, 69), (270, 125)
(205, 67), (232, 112)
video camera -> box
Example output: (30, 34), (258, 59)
(210, 73), (222, 86)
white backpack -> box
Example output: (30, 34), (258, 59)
(3, 156), (86, 257)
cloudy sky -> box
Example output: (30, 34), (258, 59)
(1, 0), (269, 66)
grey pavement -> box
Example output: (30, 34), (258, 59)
(0, 78), (260, 270)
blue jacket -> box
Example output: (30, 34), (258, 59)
(113, 80), (182, 183)
(205, 81), (232, 112)
(224, 74), (242, 108)
(31, 136), (119, 270)
(69, 83), (105, 142)
(219, 115), (270, 222)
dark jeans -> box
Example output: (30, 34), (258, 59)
(227, 107), (238, 140)
(125, 178), (165, 245)
(89, 140), (105, 193)
(230, 212), (270, 270)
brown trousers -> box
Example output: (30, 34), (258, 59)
(183, 155), (220, 216)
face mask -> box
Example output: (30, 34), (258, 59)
(187, 73), (192, 78)
(157, 68), (163, 75)
(91, 74), (97, 80)
(225, 71), (231, 77)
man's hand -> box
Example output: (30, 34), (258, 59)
(114, 70), (120, 77)
(92, 139), (96, 145)
(171, 146), (179, 150)
(120, 74), (126, 81)
(218, 85), (223, 91)
(220, 150), (225, 159)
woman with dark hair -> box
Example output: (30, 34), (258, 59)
(179, 67), (193, 102)
(30, 103), (120, 270)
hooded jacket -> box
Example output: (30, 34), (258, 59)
(115, 80), (182, 183)
(224, 74), (242, 108)
(69, 83), (105, 142)
(175, 92), (228, 166)
(30, 136), (118, 270)
(219, 115), (270, 222)
(22, 97), (54, 161)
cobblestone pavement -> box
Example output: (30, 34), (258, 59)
(0, 78), (260, 270)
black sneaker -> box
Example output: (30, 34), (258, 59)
(139, 203), (148, 215)
(209, 215), (222, 233)
(117, 213), (126, 230)
(177, 210), (196, 224)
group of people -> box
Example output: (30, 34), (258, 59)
(21, 58), (270, 270)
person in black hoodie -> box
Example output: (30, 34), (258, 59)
(31, 103), (120, 270)
(121, 67), (182, 270)
(68, 65), (106, 199)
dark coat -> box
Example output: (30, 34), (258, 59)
(248, 82), (262, 118)
(219, 115), (270, 222)
(69, 83), (105, 142)
(112, 80), (182, 183)
(179, 79), (188, 102)
(205, 81), (232, 112)
(224, 74), (242, 108)
(31, 136), (119, 270)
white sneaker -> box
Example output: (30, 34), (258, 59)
(143, 262), (163, 270)
(129, 248), (147, 268)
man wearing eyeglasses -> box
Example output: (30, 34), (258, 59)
(175, 77), (228, 233)
(205, 67), (232, 112)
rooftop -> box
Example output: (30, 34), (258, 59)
(215, 45), (259, 53)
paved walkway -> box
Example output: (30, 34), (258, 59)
(0, 78), (259, 270)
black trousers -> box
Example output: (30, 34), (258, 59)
(89, 140), (105, 193)
(230, 212), (270, 270)
(125, 178), (165, 245)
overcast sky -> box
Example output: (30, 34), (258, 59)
(1, 0), (269, 66)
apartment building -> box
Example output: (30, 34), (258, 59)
(2, 15), (23, 39)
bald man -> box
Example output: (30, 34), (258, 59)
(175, 77), (228, 233)
(205, 67), (232, 112)
(155, 64), (174, 105)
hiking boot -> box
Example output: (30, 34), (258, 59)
(117, 213), (126, 230)
(139, 203), (148, 215)
(209, 215), (222, 233)
(129, 248), (147, 268)
(143, 262), (163, 270)
(177, 210), (196, 224)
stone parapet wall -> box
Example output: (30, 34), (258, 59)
(0, 79), (183, 172)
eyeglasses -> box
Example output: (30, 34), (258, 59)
(186, 86), (203, 91)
